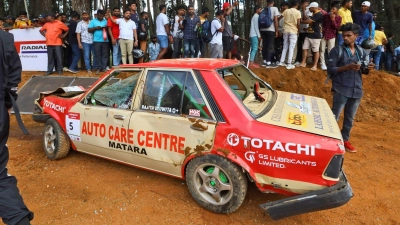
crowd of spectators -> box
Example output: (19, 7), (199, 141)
(1, 0), (400, 76)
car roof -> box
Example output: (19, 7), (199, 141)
(118, 58), (241, 70)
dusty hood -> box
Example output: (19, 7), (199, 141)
(258, 91), (343, 140)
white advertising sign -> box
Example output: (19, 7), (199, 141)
(10, 28), (48, 71)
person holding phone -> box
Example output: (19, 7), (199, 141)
(14, 11), (33, 29)
(88, 9), (109, 75)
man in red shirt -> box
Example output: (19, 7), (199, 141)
(320, 4), (341, 70)
(39, 13), (69, 76)
(108, 7), (121, 66)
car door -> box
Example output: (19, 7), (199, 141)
(66, 69), (142, 164)
(129, 69), (217, 178)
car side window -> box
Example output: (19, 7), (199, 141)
(141, 70), (212, 119)
(181, 75), (211, 119)
(141, 71), (186, 114)
(87, 71), (141, 109)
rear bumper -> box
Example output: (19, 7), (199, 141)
(260, 172), (353, 220)
(32, 112), (51, 123)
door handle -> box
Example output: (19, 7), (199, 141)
(190, 124), (208, 131)
(114, 115), (125, 120)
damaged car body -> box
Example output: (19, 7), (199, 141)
(32, 59), (353, 220)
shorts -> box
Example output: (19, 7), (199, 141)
(157, 35), (169, 49)
(222, 36), (234, 52)
(302, 37), (321, 53)
(209, 44), (223, 58)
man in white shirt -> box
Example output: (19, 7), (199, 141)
(209, 10), (225, 58)
(109, 9), (138, 64)
(156, 4), (172, 60)
(249, 6), (262, 67)
(260, 0), (280, 68)
(76, 11), (95, 73)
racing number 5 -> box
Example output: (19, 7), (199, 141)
(69, 122), (73, 130)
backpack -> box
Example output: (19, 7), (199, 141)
(201, 19), (218, 43)
(325, 44), (365, 84)
(258, 7), (273, 29)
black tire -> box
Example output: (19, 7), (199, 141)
(186, 154), (248, 214)
(43, 118), (70, 160)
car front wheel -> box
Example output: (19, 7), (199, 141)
(186, 154), (248, 214)
(43, 118), (70, 160)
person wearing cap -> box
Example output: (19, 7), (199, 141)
(148, 35), (160, 61)
(327, 23), (374, 153)
(3, 16), (14, 29)
(337, 0), (353, 45)
(156, 4), (172, 60)
(222, 2), (235, 59)
(14, 11), (33, 29)
(181, 5), (201, 58)
(107, 7), (122, 66)
(209, 10), (225, 59)
(352, 1), (373, 55)
(260, 0), (280, 68)
(88, 9), (109, 75)
(39, 13), (69, 76)
(108, 9), (139, 64)
(296, 0), (312, 65)
(76, 11), (95, 73)
(298, 2), (323, 71)
(38, 14), (47, 26)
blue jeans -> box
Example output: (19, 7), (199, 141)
(183, 39), (197, 58)
(250, 36), (259, 62)
(370, 45), (382, 70)
(112, 39), (121, 66)
(82, 43), (94, 70)
(337, 33), (344, 46)
(157, 35), (168, 49)
(69, 43), (81, 71)
(385, 52), (393, 71)
(331, 91), (362, 141)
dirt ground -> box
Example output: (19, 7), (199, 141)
(6, 66), (400, 224)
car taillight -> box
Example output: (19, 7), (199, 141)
(323, 155), (343, 180)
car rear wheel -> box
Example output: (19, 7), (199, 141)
(186, 155), (248, 214)
(43, 118), (70, 160)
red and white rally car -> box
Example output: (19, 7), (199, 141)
(33, 59), (352, 220)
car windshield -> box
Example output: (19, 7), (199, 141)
(217, 64), (275, 118)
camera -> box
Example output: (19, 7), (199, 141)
(357, 61), (370, 75)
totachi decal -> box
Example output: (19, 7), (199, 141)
(189, 109), (200, 117)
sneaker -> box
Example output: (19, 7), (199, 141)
(321, 64), (327, 71)
(286, 64), (295, 70)
(67, 68), (78, 74)
(44, 72), (53, 76)
(269, 62), (279, 68)
(277, 62), (287, 67)
(95, 70), (100, 75)
(87, 70), (92, 74)
(106, 66), (110, 70)
(344, 141), (357, 153)
(294, 62), (300, 66)
(58, 72), (63, 76)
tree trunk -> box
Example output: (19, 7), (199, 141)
(147, 0), (155, 36)
(36, 0), (52, 14)
(0, 0), (4, 17)
(383, 0), (395, 32)
(71, 0), (91, 15)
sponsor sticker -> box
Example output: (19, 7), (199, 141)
(66, 112), (81, 142)
(287, 112), (307, 127)
(189, 109), (200, 117)
(291, 93), (305, 101)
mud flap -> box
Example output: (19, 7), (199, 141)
(260, 172), (353, 220)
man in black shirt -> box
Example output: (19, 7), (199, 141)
(298, 2), (323, 71)
(327, 23), (374, 153)
(129, 2), (139, 27)
(67, 11), (80, 73)
(138, 11), (149, 63)
(0, 29), (34, 225)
